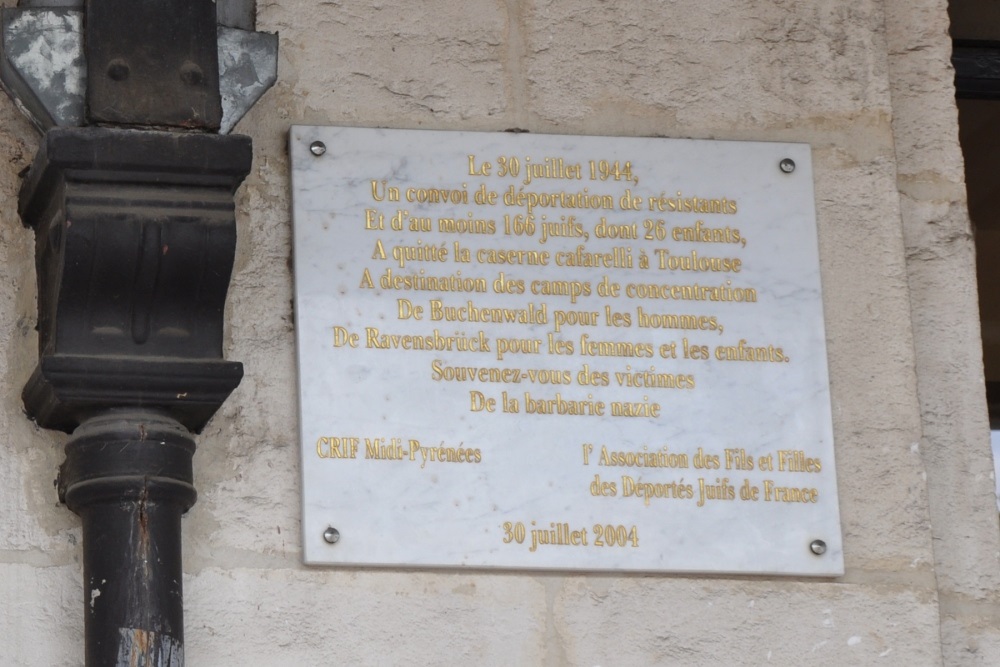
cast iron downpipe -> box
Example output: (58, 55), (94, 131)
(19, 125), (251, 664)
(60, 412), (198, 664)
(3, 0), (273, 663)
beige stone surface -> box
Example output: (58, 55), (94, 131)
(1, 0), (999, 663)
(522, 1), (891, 135)
(556, 578), (943, 665)
(884, 0), (1000, 662)
(185, 569), (548, 665)
(258, 0), (509, 129)
(0, 564), (81, 667)
(180, 571), (946, 666)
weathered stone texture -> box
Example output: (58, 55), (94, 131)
(0, 0), (998, 663)
(184, 568), (549, 665)
(556, 578), (942, 665)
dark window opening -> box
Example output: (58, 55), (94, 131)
(950, 2), (1000, 505)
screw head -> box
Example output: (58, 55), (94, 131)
(106, 58), (130, 82)
(810, 539), (827, 555)
(179, 60), (206, 87)
(779, 158), (796, 173)
(323, 526), (340, 544)
(310, 141), (327, 157)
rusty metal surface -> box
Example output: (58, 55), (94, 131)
(85, 0), (221, 129)
(116, 629), (184, 667)
(61, 412), (195, 667)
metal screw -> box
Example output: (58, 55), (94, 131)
(106, 58), (130, 82)
(179, 60), (206, 87)
(810, 539), (827, 555)
(310, 141), (327, 157)
(323, 526), (340, 544)
(779, 158), (795, 174)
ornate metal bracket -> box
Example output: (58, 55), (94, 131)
(19, 127), (251, 432)
(1, 1), (273, 664)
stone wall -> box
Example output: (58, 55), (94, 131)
(1, 0), (997, 664)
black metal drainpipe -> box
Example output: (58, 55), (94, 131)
(8, 2), (258, 663)
(60, 411), (197, 665)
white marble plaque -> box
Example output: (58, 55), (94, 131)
(290, 126), (843, 575)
